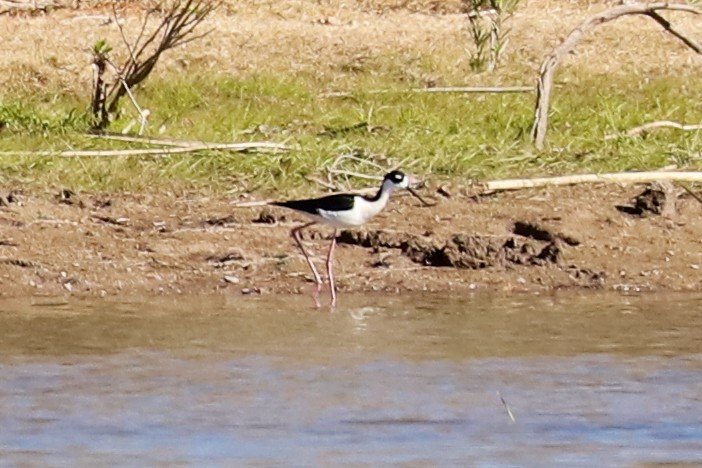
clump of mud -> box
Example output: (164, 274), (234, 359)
(337, 227), (605, 288)
(616, 182), (677, 217)
(405, 235), (567, 269)
(337, 230), (565, 269)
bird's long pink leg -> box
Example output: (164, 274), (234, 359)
(291, 222), (322, 307)
(326, 229), (338, 307)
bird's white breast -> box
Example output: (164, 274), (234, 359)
(316, 195), (388, 228)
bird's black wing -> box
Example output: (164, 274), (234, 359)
(271, 193), (355, 215)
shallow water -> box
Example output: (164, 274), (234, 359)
(1, 293), (702, 466)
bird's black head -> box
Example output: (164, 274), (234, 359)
(384, 170), (408, 188)
(380, 169), (433, 207)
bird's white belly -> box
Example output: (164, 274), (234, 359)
(315, 208), (370, 227)
(317, 197), (385, 227)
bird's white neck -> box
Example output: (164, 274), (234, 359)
(349, 179), (397, 224)
(379, 178), (399, 199)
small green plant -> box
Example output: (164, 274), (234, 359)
(462, 0), (520, 72)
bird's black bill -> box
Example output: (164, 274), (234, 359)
(407, 186), (435, 207)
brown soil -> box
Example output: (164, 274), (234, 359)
(1, 183), (701, 298)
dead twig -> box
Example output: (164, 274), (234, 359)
(484, 171), (702, 192)
(85, 133), (225, 148)
(85, 133), (240, 148)
(531, 3), (701, 149)
(646, 10), (702, 54)
(321, 86), (533, 98)
(105, 60), (150, 135)
(605, 120), (702, 140)
(497, 391), (516, 424)
(676, 182), (702, 207)
(0, 142), (289, 158)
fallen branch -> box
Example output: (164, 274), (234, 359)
(605, 120), (702, 140)
(321, 86), (533, 98)
(484, 171), (702, 192)
(85, 133), (228, 148)
(531, 3), (702, 149)
(0, 142), (289, 158)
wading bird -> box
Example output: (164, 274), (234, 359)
(271, 170), (431, 307)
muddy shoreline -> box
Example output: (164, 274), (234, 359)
(0, 183), (700, 299)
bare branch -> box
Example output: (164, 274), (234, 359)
(95, 0), (220, 128)
(85, 133), (226, 148)
(328, 169), (384, 182)
(0, 142), (290, 158)
(321, 86), (533, 98)
(677, 182), (702, 207)
(646, 10), (702, 54)
(112, 2), (137, 65)
(531, 3), (701, 150)
(483, 171), (702, 192)
(105, 59), (150, 134)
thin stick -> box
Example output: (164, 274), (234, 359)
(0, 142), (289, 158)
(497, 391), (516, 423)
(112, 1), (137, 65)
(605, 120), (702, 140)
(106, 60), (150, 135)
(485, 171), (702, 192)
(321, 86), (533, 98)
(647, 10), (702, 54)
(84, 133), (205, 147)
(677, 182), (702, 207)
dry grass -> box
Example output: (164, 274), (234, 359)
(1, 0), (699, 97)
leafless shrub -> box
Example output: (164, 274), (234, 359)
(90, 0), (220, 130)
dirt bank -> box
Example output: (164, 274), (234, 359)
(0, 182), (700, 298)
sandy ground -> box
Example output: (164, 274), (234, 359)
(1, 182), (701, 299)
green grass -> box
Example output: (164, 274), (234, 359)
(0, 67), (700, 195)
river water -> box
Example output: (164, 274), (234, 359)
(1, 293), (701, 466)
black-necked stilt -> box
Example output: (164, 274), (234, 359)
(271, 170), (431, 307)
